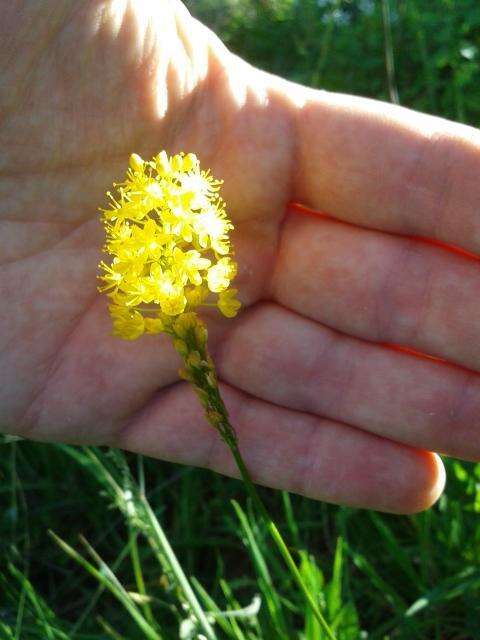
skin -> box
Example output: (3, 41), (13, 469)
(1, 0), (480, 513)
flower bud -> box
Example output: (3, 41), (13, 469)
(173, 339), (188, 356)
(186, 351), (202, 368)
(129, 153), (144, 172)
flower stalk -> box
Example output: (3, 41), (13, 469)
(98, 151), (336, 639)
(171, 313), (336, 640)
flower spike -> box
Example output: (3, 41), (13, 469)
(99, 151), (240, 340)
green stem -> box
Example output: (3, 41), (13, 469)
(381, 0), (400, 105)
(228, 442), (336, 640)
(176, 316), (337, 640)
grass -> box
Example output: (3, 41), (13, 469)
(1, 441), (480, 638)
(2, 1), (480, 638)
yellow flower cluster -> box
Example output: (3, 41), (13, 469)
(99, 152), (241, 340)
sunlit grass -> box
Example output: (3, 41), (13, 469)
(1, 439), (480, 638)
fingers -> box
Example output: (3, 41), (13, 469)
(212, 302), (480, 461)
(116, 381), (445, 514)
(276, 86), (480, 254)
(270, 210), (480, 373)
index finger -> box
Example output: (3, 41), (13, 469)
(277, 85), (480, 253)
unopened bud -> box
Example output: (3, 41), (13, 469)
(195, 323), (208, 347)
(173, 339), (188, 356)
(129, 153), (144, 172)
(186, 351), (202, 368)
(205, 371), (216, 387)
(206, 409), (222, 426)
(178, 367), (192, 382)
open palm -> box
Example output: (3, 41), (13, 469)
(3, 0), (480, 513)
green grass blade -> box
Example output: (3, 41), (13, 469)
(48, 531), (162, 640)
(231, 500), (288, 638)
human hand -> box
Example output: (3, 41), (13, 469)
(2, 0), (479, 513)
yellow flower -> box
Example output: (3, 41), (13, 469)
(192, 204), (232, 254)
(185, 285), (209, 307)
(155, 275), (186, 316)
(109, 305), (145, 340)
(171, 247), (211, 286)
(218, 289), (241, 318)
(207, 257), (237, 293)
(98, 259), (125, 293)
(144, 317), (164, 334)
(98, 152), (241, 339)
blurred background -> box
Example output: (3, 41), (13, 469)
(1, 2), (480, 639)
(187, 0), (480, 123)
